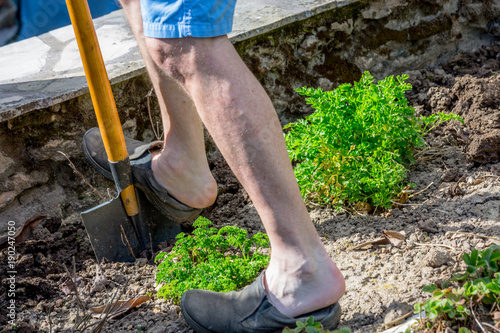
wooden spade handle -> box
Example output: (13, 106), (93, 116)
(66, 0), (139, 216)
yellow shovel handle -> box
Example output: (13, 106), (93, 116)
(66, 0), (139, 216)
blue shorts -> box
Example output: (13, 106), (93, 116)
(140, 0), (237, 38)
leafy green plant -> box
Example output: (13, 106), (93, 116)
(155, 217), (270, 304)
(414, 285), (471, 324)
(285, 71), (463, 209)
(285, 71), (424, 209)
(414, 245), (500, 332)
(282, 316), (351, 333)
(418, 112), (464, 136)
(452, 245), (500, 281)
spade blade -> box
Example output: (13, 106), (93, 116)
(81, 196), (140, 262)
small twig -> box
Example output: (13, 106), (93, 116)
(470, 303), (486, 333)
(415, 147), (455, 162)
(446, 231), (500, 243)
(73, 313), (93, 332)
(48, 308), (53, 333)
(481, 322), (500, 333)
(120, 225), (136, 260)
(146, 88), (162, 140)
(414, 242), (455, 250)
(79, 281), (125, 333)
(351, 205), (368, 216)
(440, 157), (448, 170)
(58, 151), (105, 201)
(107, 188), (113, 201)
(408, 182), (434, 198)
(434, 209), (449, 214)
(62, 263), (85, 310)
(383, 310), (414, 328)
(391, 200), (426, 206)
(149, 233), (154, 258)
(483, 173), (500, 180)
(414, 147), (433, 157)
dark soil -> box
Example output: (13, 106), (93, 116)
(1, 42), (500, 333)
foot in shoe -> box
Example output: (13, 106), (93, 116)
(150, 148), (217, 209)
(263, 250), (345, 318)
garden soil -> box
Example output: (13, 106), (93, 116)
(1, 42), (500, 333)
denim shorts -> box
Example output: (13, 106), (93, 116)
(140, 0), (237, 38)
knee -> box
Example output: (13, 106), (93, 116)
(145, 38), (193, 84)
(144, 37), (227, 85)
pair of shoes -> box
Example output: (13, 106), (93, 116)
(82, 127), (202, 222)
(181, 271), (341, 333)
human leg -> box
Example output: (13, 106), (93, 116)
(118, 0), (217, 209)
(119, 0), (345, 325)
(144, 36), (345, 318)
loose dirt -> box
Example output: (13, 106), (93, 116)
(1, 42), (499, 333)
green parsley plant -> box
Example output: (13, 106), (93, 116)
(285, 71), (425, 209)
(155, 217), (270, 304)
(285, 71), (463, 209)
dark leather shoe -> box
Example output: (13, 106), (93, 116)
(181, 272), (341, 333)
(82, 127), (202, 222)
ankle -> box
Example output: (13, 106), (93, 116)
(151, 150), (218, 208)
(264, 251), (345, 318)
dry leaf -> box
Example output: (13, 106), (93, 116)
(351, 231), (406, 250)
(350, 237), (389, 250)
(382, 230), (406, 239)
(90, 295), (151, 319)
(382, 230), (406, 247)
(493, 311), (500, 322)
(0, 215), (46, 250)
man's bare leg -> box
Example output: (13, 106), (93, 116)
(120, 0), (345, 317)
(144, 35), (345, 317)
(119, 0), (217, 209)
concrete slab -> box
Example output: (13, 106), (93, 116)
(0, 0), (351, 122)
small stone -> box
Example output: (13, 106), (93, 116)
(318, 78), (333, 91)
(91, 281), (106, 293)
(0, 151), (15, 175)
(421, 266), (434, 277)
(67, 312), (77, 323)
(434, 68), (446, 76)
(384, 303), (414, 326)
(390, 208), (402, 218)
(115, 274), (127, 284)
(418, 220), (439, 233)
(425, 250), (452, 267)
(441, 167), (461, 182)
(491, 163), (500, 175)
(135, 258), (148, 266)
